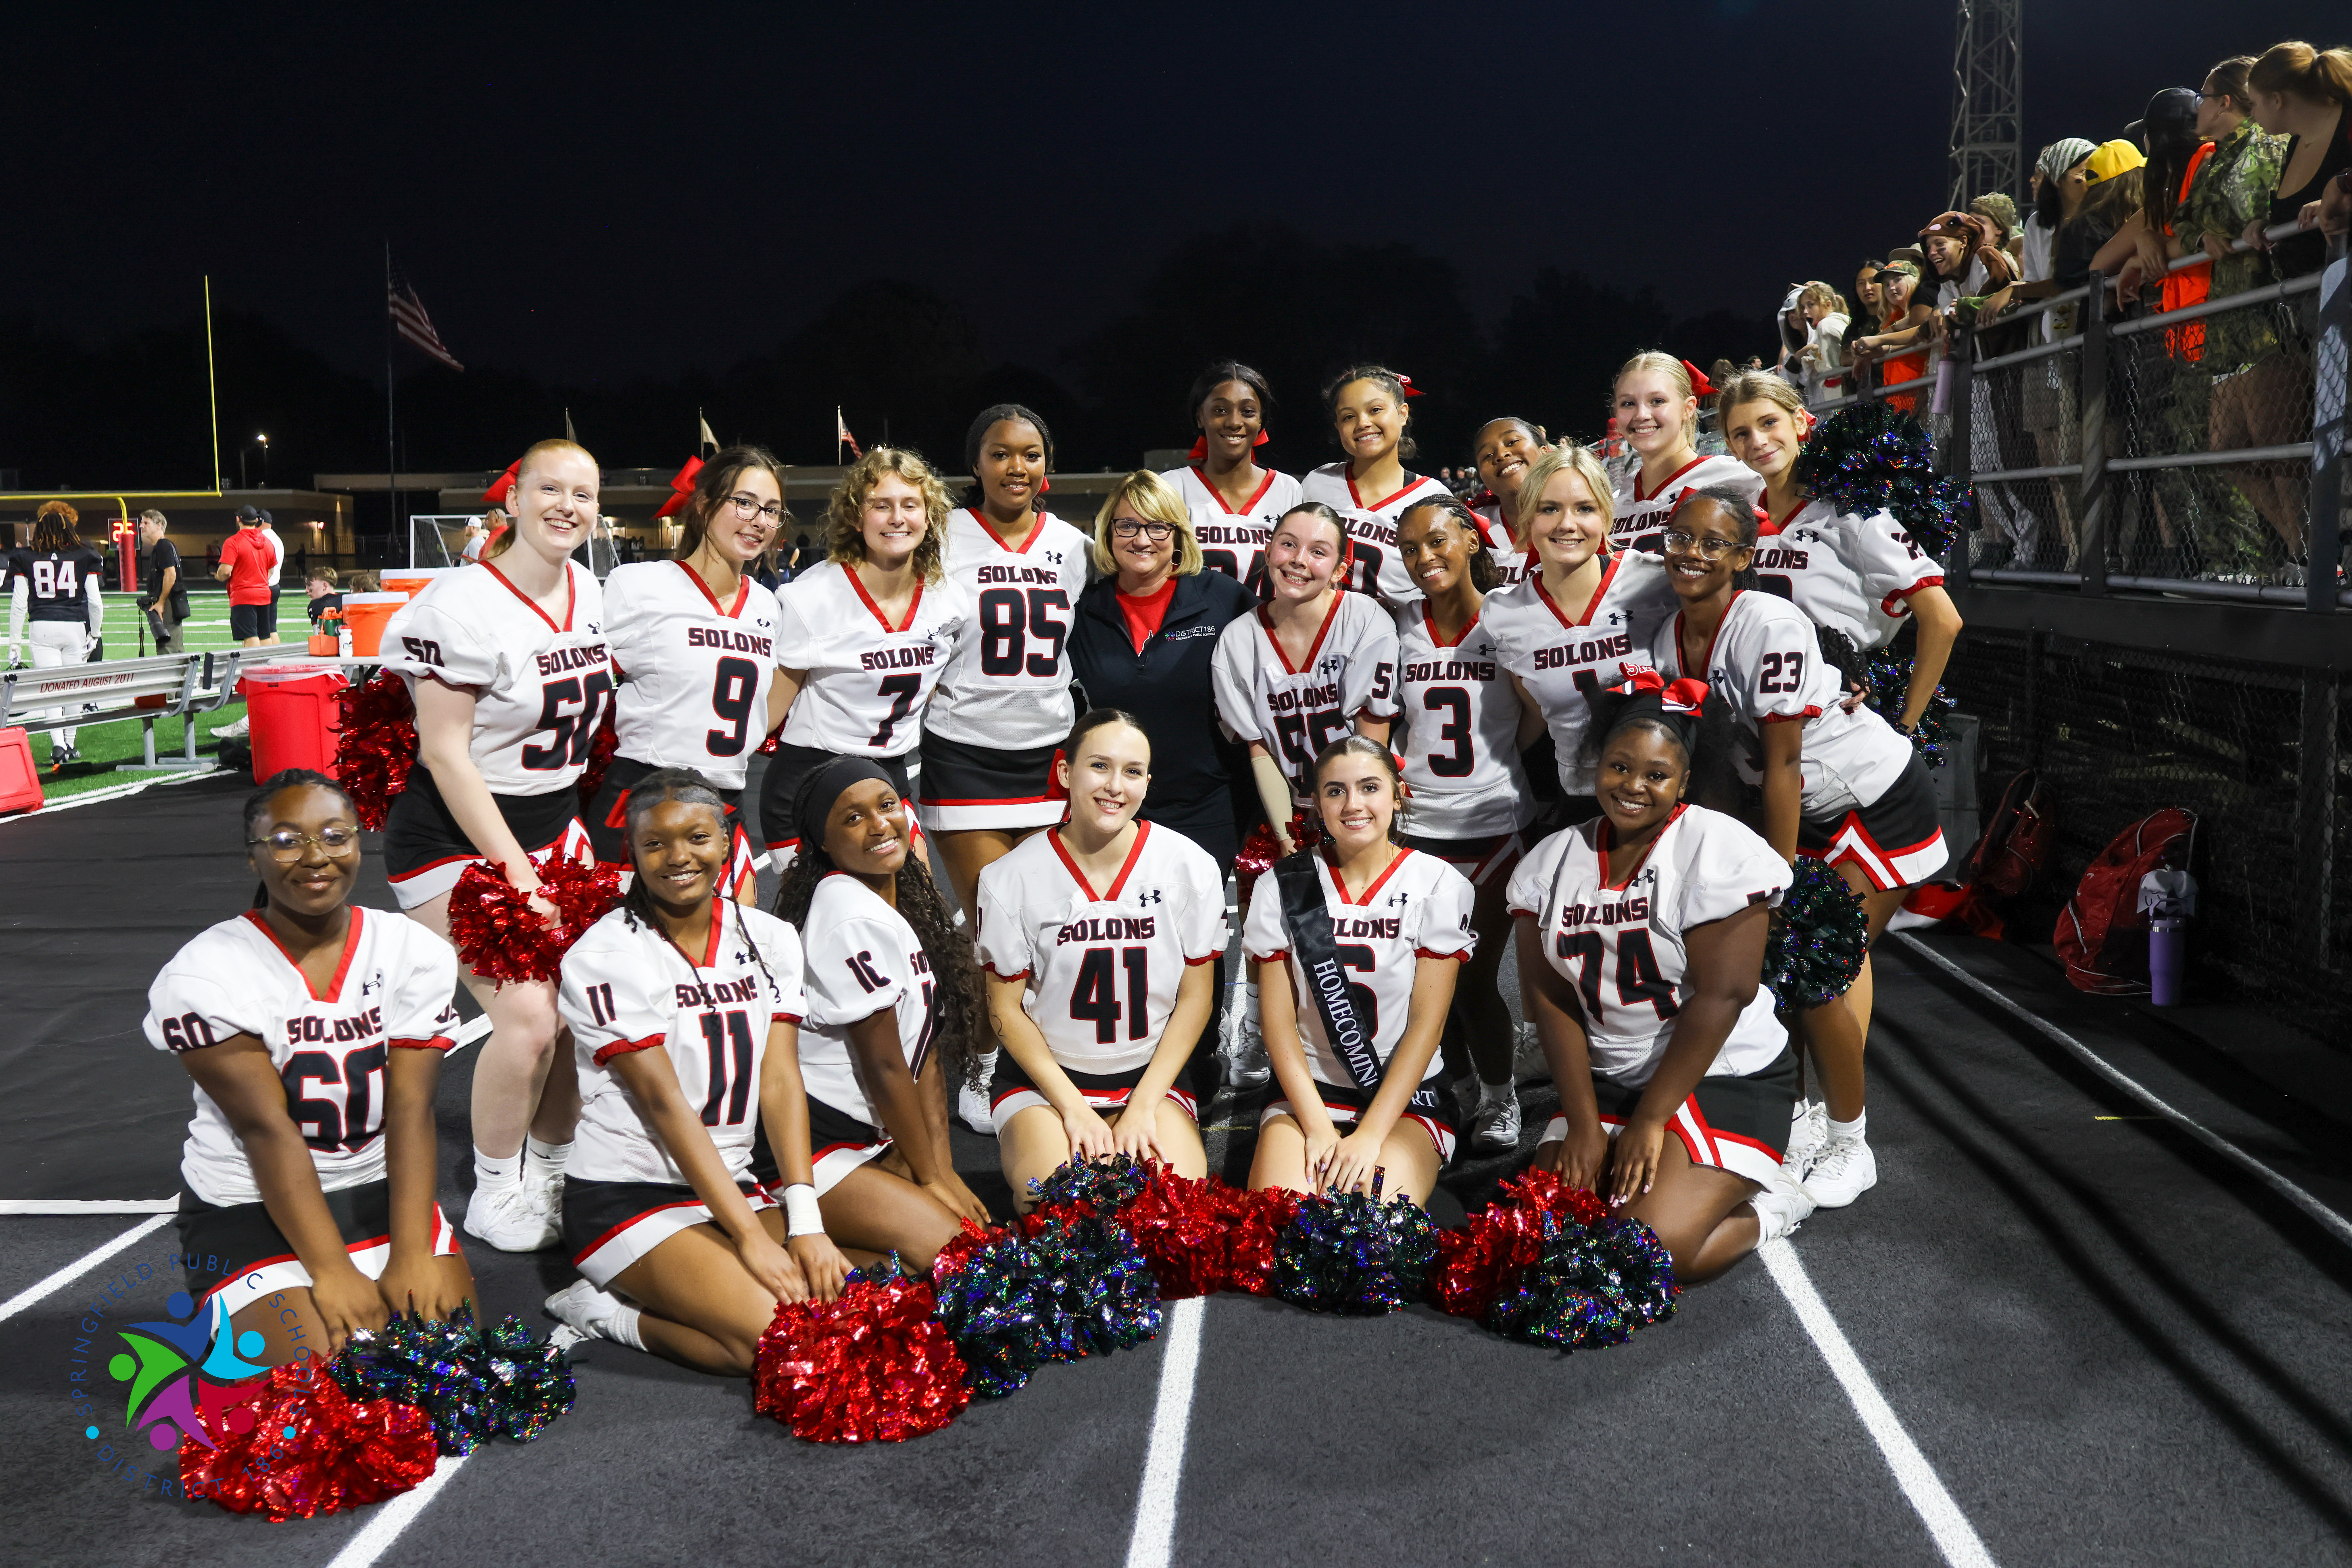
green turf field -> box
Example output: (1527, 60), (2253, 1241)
(11, 587), (276, 801)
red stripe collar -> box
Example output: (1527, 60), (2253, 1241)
(1049, 820), (1152, 902)
(1192, 466), (1278, 516)
(243, 907), (364, 1003)
(674, 560), (751, 619)
(481, 559), (574, 633)
(1258, 592), (1345, 676)
(846, 567), (924, 633)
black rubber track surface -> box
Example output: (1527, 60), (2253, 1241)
(4, 773), (2349, 1566)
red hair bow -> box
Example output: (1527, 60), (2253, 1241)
(1611, 664), (1710, 714)
(481, 460), (521, 507)
(1397, 374), (1424, 398)
(654, 455), (704, 520)
(1680, 359), (1717, 397)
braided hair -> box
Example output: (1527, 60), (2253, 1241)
(1396, 494), (1499, 593)
(615, 767), (788, 1001)
(772, 811), (988, 1095)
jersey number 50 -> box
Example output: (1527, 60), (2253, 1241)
(521, 671), (617, 770)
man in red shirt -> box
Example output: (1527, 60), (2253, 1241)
(211, 506), (277, 647)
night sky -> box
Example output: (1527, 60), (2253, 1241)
(7, 0), (2337, 479)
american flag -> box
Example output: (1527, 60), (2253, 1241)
(388, 267), (464, 372)
(836, 406), (862, 459)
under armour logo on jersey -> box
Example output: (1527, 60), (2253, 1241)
(1385, 890), (1411, 908)
(1136, 887), (1163, 907)
(359, 975), (382, 996)
(732, 951), (750, 968)
(1318, 656), (1342, 676)
(1605, 610), (1624, 626)
(586, 621), (603, 634)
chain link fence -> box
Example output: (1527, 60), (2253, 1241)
(1949, 628), (2349, 1039)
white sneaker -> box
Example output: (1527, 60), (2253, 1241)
(524, 1154), (567, 1221)
(215, 715), (250, 740)
(1468, 1091), (1522, 1154)
(1750, 1165), (1818, 1243)
(466, 1178), (561, 1252)
(1802, 1134), (1879, 1209)
(544, 1281), (626, 1347)
(958, 1072), (998, 1136)
(1782, 1100), (1829, 1182)
(1511, 1022), (1549, 1083)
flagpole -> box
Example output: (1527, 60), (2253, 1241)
(385, 241), (399, 565)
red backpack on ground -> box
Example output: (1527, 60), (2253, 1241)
(2054, 809), (2196, 994)
(1912, 769), (2058, 938)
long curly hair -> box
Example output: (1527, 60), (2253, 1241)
(773, 835), (987, 1094)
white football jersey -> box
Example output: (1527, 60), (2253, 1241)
(602, 561), (784, 790)
(1758, 499), (1944, 651)
(773, 561), (971, 759)
(974, 823), (1229, 1074)
(1298, 464), (1452, 608)
(1609, 454), (1764, 556)
(1470, 502), (1533, 588)
(1241, 849), (1476, 1087)
(1483, 553), (1678, 795)
(146, 909), (461, 1208)
(795, 873), (942, 1127)
(925, 509), (1092, 750)
(384, 560), (613, 794)
(1210, 595), (1400, 805)
(560, 901), (807, 1185)
(1650, 589), (1913, 817)
(1508, 806), (1789, 1085)
(1392, 606), (1533, 839)
(1161, 464), (1304, 595)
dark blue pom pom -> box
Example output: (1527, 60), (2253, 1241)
(1792, 404), (1974, 556)
(1272, 1191), (1439, 1315)
(931, 1215), (1161, 1398)
(332, 1304), (575, 1455)
(1484, 1211), (1680, 1351)
(1764, 857), (1870, 1009)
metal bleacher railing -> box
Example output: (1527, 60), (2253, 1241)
(1806, 219), (2350, 1038)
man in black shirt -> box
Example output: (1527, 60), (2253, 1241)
(137, 510), (187, 653)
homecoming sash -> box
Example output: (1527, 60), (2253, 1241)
(1272, 850), (1445, 1116)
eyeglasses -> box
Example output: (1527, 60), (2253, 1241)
(1661, 529), (1745, 559)
(725, 493), (785, 527)
(1110, 520), (1176, 541)
(249, 826), (361, 862)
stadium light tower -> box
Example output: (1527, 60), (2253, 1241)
(1949, 0), (2023, 208)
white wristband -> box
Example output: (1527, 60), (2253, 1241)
(781, 1183), (823, 1237)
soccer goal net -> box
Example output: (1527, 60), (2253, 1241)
(404, 513), (621, 578)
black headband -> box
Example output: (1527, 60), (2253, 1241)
(793, 756), (897, 854)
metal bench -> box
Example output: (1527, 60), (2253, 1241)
(0, 650), (249, 770)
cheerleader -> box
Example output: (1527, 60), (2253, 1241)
(1482, 446), (1679, 811)
(1244, 738), (1474, 1205)
(758, 447), (971, 858)
(1156, 361), (1302, 596)
(545, 770), (853, 1375)
(1651, 488), (1950, 1208)
(6, 501), (105, 767)
(382, 438), (612, 1253)
(975, 710), (1227, 1207)
(918, 405), (1092, 917)
(1608, 353), (1763, 556)
(1516, 681), (1813, 1282)
(1211, 503), (1400, 854)
(1298, 366), (1452, 608)
(1467, 416), (1549, 587)
(588, 446), (789, 900)
(146, 770), (470, 1361)
(770, 758), (993, 1263)
(1391, 496), (1538, 1152)
(1715, 373), (1964, 736)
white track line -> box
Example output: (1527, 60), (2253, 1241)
(320, 1451), (470, 1568)
(1893, 933), (2352, 1250)
(0, 1213), (173, 1323)
(1123, 1295), (1205, 1568)
(1759, 1239), (1997, 1568)
(0, 1199), (176, 1215)
(19, 765), (222, 818)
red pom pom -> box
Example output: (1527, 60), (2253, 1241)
(181, 1357), (437, 1520)
(1233, 811), (1319, 916)
(755, 1273), (971, 1443)
(446, 855), (621, 986)
(575, 705), (619, 811)
(1105, 1169), (1283, 1299)
(334, 673), (418, 830)
(1428, 1168), (1610, 1319)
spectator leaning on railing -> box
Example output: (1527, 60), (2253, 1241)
(1795, 281), (1850, 403)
